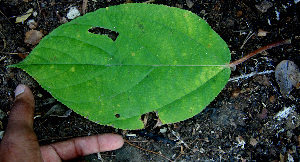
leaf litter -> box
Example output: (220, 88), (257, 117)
(275, 60), (300, 98)
(24, 30), (43, 45)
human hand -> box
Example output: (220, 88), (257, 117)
(0, 84), (124, 162)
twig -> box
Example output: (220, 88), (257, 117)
(0, 31), (6, 52)
(0, 10), (13, 24)
(228, 39), (291, 68)
(124, 138), (172, 161)
(0, 52), (29, 55)
(143, 0), (156, 3)
(240, 31), (255, 49)
(171, 130), (189, 149)
(228, 70), (274, 82)
(174, 138), (200, 161)
(127, 140), (149, 143)
(0, 56), (6, 62)
(82, 0), (88, 14)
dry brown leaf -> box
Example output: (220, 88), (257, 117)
(186, 0), (194, 8)
(250, 137), (258, 146)
(16, 8), (33, 23)
(275, 60), (300, 97)
(18, 53), (29, 58)
(24, 30), (43, 45)
(257, 29), (269, 36)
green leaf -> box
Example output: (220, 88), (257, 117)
(10, 3), (231, 129)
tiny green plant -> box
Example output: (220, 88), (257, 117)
(9, 3), (290, 129)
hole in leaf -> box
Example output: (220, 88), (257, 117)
(115, 114), (120, 118)
(88, 27), (119, 41)
(140, 111), (161, 129)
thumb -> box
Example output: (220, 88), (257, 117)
(9, 84), (35, 127)
(0, 84), (43, 161)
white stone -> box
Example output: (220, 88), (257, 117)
(67, 7), (80, 19)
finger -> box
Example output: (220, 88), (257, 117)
(8, 84), (35, 128)
(40, 134), (124, 161)
(0, 84), (43, 161)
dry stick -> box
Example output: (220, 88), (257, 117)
(0, 10), (12, 24)
(173, 138), (209, 161)
(124, 138), (173, 162)
(228, 70), (274, 82)
(227, 39), (292, 68)
(143, 0), (156, 3)
(82, 0), (88, 14)
(0, 31), (6, 52)
(1, 52), (20, 55)
(174, 138), (199, 161)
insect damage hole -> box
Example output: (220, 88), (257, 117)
(88, 27), (119, 41)
(140, 111), (163, 129)
(115, 114), (120, 118)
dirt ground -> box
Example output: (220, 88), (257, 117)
(1, 0), (300, 161)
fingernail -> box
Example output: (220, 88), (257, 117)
(15, 84), (26, 97)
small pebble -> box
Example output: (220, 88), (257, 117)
(27, 19), (38, 29)
(17, 47), (26, 53)
(67, 7), (80, 19)
(24, 30), (43, 45)
(269, 95), (276, 103)
(255, 1), (273, 13)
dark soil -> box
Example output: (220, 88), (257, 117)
(1, 0), (300, 161)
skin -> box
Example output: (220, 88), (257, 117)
(0, 84), (124, 162)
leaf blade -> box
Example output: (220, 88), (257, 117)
(12, 3), (231, 129)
